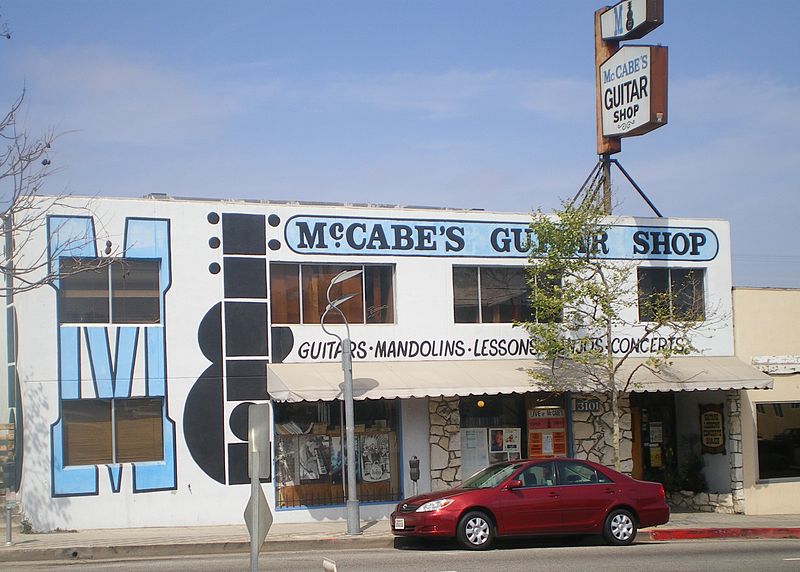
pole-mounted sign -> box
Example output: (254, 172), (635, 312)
(600, 0), (664, 41)
(600, 45), (667, 137)
(595, 0), (666, 155)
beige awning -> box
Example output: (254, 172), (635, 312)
(617, 356), (774, 393)
(267, 356), (772, 402)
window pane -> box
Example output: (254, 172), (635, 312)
(519, 461), (556, 487)
(364, 266), (394, 324)
(534, 272), (562, 323)
(637, 267), (669, 322)
(557, 460), (598, 485)
(480, 267), (532, 323)
(671, 269), (705, 321)
(111, 260), (160, 324)
(302, 265), (363, 324)
(270, 263), (301, 323)
(63, 399), (112, 465)
(757, 402), (800, 480)
(453, 267), (479, 323)
(59, 258), (109, 324)
(115, 398), (164, 463)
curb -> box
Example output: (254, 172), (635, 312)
(0, 536), (395, 563)
(644, 527), (800, 541)
(3, 528), (800, 562)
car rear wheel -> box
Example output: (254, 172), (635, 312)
(456, 511), (494, 550)
(603, 508), (637, 546)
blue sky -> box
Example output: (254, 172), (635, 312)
(1, 1), (798, 287)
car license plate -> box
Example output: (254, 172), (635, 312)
(394, 518), (405, 530)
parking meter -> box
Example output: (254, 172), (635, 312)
(409, 456), (420, 496)
(409, 456), (420, 482)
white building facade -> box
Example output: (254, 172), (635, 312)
(3, 195), (771, 530)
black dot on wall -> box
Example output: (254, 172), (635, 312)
(209, 263), (221, 274)
(209, 237), (221, 249)
(207, 212), (220, 224)
(268, 214), (280, 227)
(268, 240), (281, 251)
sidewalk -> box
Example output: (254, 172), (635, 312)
(1, 511), (799, 563)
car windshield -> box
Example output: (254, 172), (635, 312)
(461, 463), (526, 489)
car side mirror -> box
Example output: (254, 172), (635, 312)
(505, 479), (523, 490)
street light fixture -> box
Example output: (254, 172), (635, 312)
(320, 269), (363, 536)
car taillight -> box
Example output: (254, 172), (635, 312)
(658, 484), (665, 499)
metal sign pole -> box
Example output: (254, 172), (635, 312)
(250, 450), (260, 572)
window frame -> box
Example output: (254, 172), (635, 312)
(62, 396), (165, 467)
(755, 401), (800, 482)
(453, 265), (559, 324)
(58, 257), (162, 325)
(637, 266), (706, 323)
(269, 263), (396, 325)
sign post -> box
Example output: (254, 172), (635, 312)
(593, 0), (666, 213)
(245, 403), (272, 572)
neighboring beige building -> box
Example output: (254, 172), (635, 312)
(734, 287), (800, 514)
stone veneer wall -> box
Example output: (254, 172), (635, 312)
(727, 391), (745, 513)
(667, 491), (736, 513)
(571, 393), (633, 473)
(429, 396), (462, 491)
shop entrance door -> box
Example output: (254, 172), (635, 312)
(629, 393), (677, 485)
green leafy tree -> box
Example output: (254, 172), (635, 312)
(519, 197), (707, 471)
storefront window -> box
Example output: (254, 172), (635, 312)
(273, 399), (400, 508)
(269, 263), (395, 325)
(756, 402), (800, 480)
(459, 393), (567, 479)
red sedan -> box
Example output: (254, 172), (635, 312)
(391, 458), (669, 550)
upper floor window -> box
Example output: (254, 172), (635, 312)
(453, 266), (560, 324)
(62, 397), (164, 466)
(270, 263), (394, 325)
(454, 266), (530, 323)
(59, 258), (161, 324)
(637, 267), (706, 322)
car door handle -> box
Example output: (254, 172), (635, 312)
(604, 488), (616, 494)
(548, 492), (560, 498)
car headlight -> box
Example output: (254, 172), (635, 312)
(416, 498), (454, 512)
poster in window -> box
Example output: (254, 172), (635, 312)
(504, 428), (521, 452)
(700, 403), (726, 454)
(360, 433), (390, 482)
(527, 406), (567, 459)
(275, 434), (298, 486)
(542, 433), (554, 456)
(298, 435), (331, 483)
(649, 444), (663, 468)
(649, 422), (663, 444)
(489, 428), (505, 452)
(461, 428), (489, 479)
(330, 436), (343, 484)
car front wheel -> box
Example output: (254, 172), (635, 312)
(603, 508), (637, 546)
(456, 510), (495, 550)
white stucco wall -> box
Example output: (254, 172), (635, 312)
(674, 390), (731, 493)
(10, 196), (738, 529)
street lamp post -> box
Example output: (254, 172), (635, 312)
(320, 269), (363, 536)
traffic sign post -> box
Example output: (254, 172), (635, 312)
(245, 404), (272, 572)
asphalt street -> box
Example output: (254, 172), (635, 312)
(4, 538), (800, 572)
